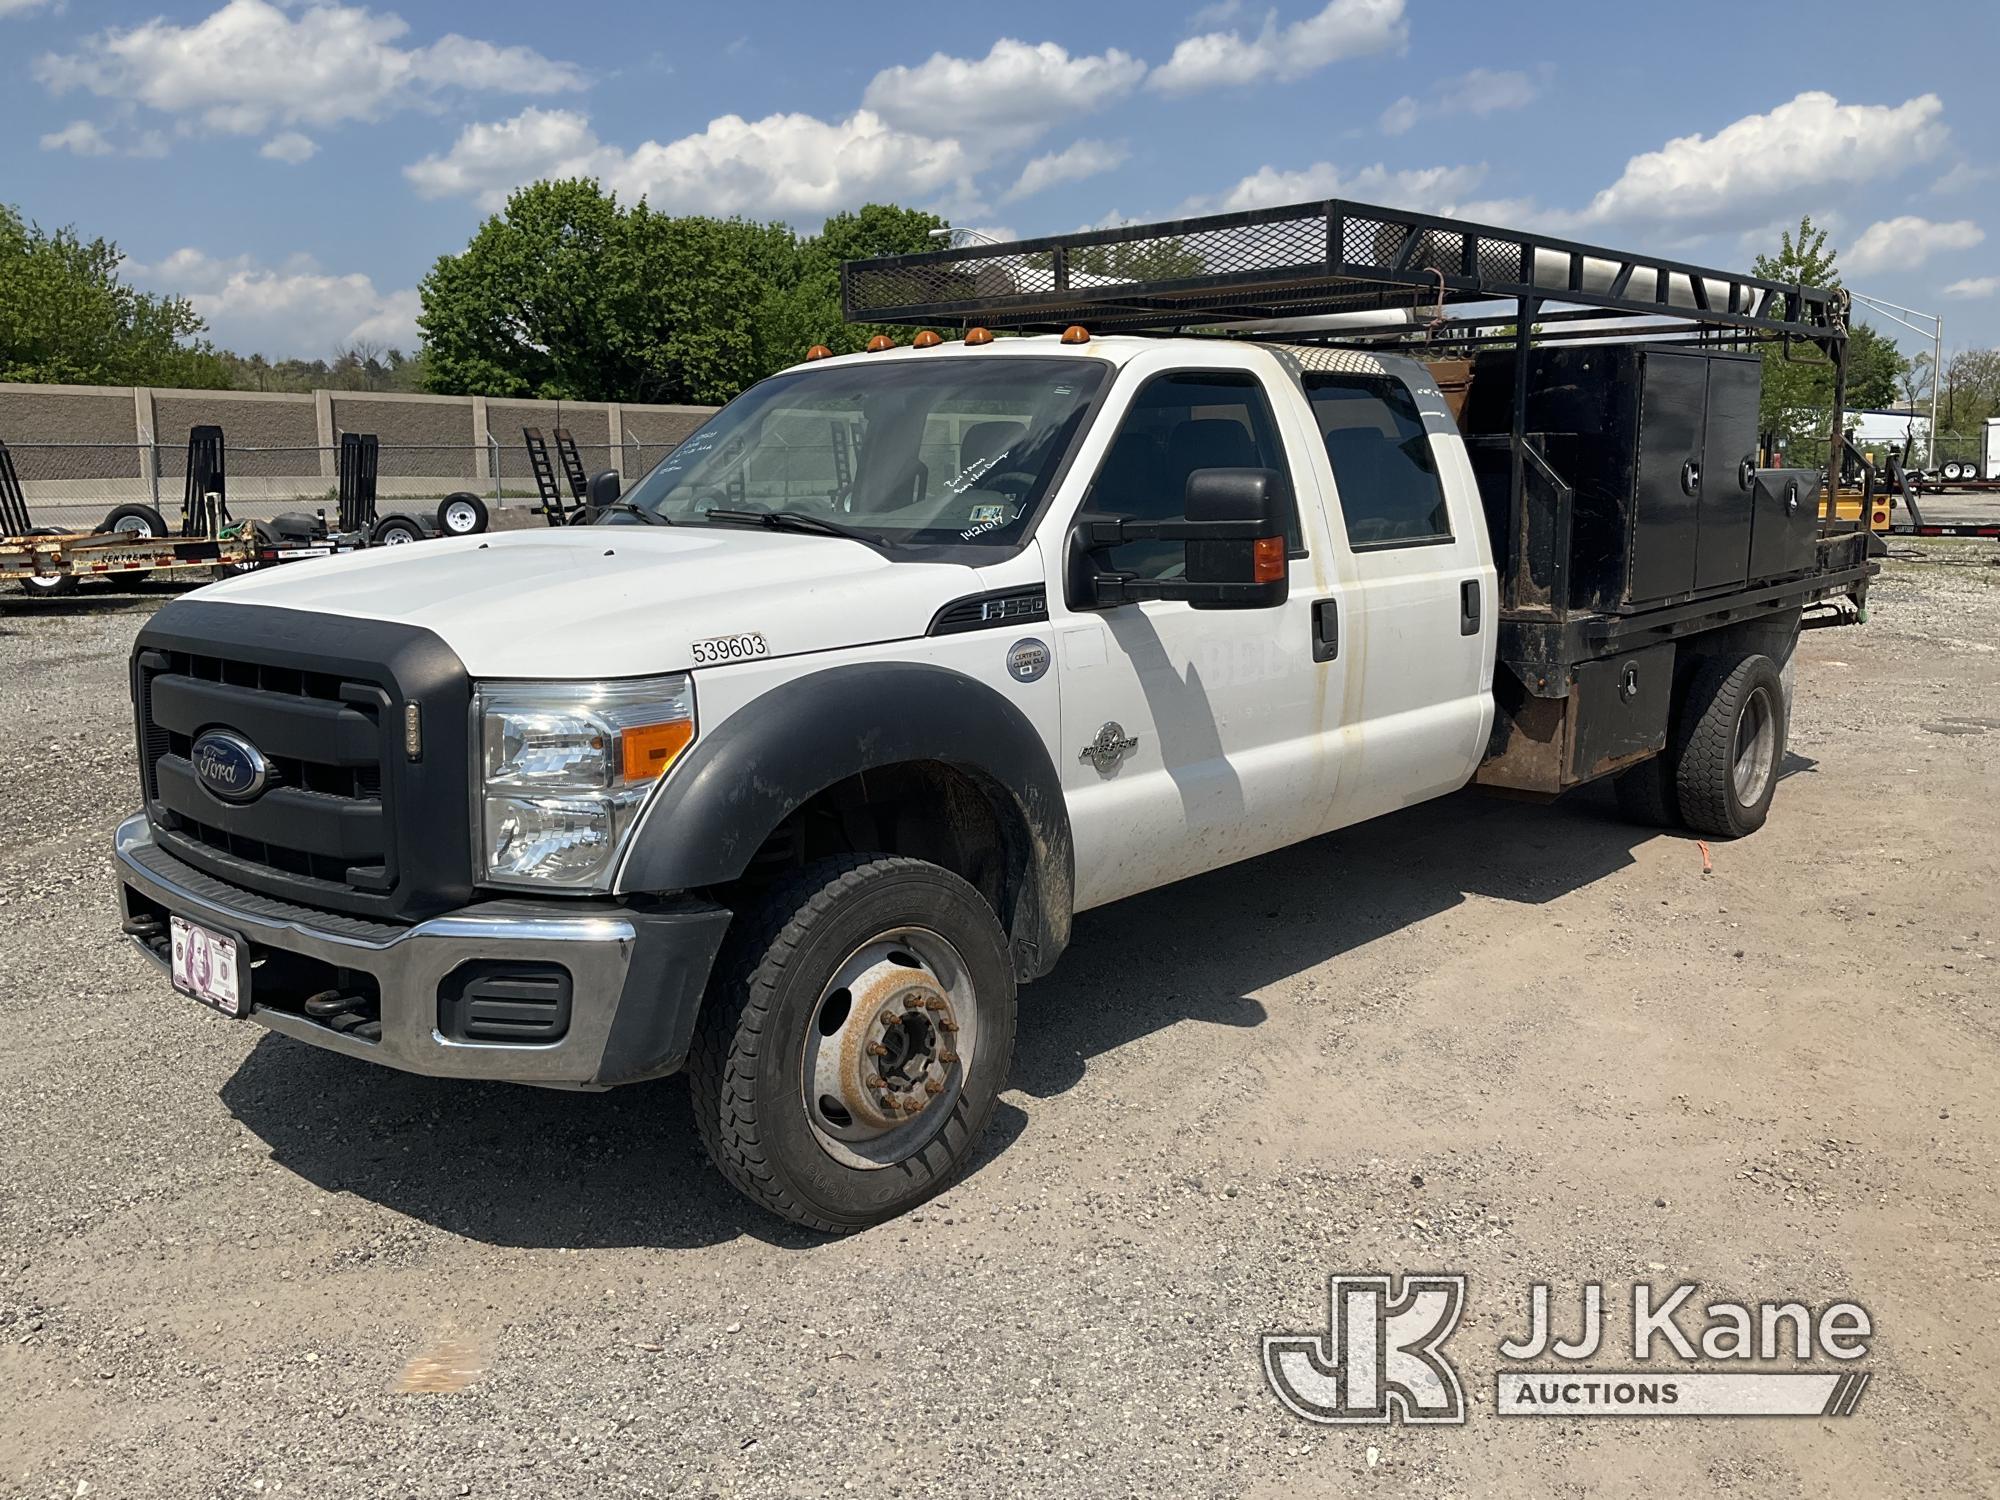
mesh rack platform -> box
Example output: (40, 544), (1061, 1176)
(842, 197), (1847, 349)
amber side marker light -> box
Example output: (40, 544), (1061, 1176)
(865, 334), (896, 353)
(804, 344), (833, 361)
(1060, 325), (1091, 345)
(912, 329), (943, 348)
(1252, 536), (1286, 583)
(964, 327), (994, 345)
(620, 720), (696, 781)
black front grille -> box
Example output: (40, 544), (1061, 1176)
(139, 648), (394, 894)
(132, 600), (475, 922)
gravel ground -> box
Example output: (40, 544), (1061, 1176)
(2, 543), (1997, 1499)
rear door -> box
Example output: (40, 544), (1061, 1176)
(1297, 357), (1494, 826)
(1047, 347), (1350, 911)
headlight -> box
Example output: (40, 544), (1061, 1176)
(476, 675), (694, 890)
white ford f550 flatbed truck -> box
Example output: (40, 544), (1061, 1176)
(115, 199), (1877, 1229)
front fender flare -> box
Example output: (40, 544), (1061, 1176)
(617, 663), (1073, 979)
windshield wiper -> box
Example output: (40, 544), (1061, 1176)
(591, 499), (670, 526)
(702, 508), (897, 549)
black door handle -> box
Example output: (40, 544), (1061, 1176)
(1681, 459), (1702, 495)
(1460, 579), (1480, 636)
(1312, 597), (1338, 662)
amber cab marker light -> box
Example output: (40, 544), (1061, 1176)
(620, 720), (696, 782)
(964, 327), (995, 346)
(865, 334), (896, 353)
(1060, 325), (1090, 345)
(1252, 536), (1286, 584)
(805, 344), (833, 361)
(911, 329), (943, 348)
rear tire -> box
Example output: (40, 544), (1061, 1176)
(436, 492), (489, 536)
(689, 855), (1017, 1233)
(369, 514), (425, 547)
(1613, 755), (1678, 827)
(1673, 652), (1785, 838)
(98, 504), (169, 538)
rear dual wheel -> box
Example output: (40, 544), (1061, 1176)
(689, 856), (1016, 1233)
(1613, 650), (1786, 838)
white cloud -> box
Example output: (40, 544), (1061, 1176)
(1583, 92), (1948, 229)
(1149, 0), (1406, 94)
(1, 0), (56, 15)
(1845, 216), (1984, 274)
(1379, 96), (1419, 135)
(35, 0), (585, 139)
(1943, 276), (1999, 299)
(862, 39), (1145, 145)
(259, 131), (318, 164)
(405, 106), (971, 220)
(403, 108), (600, 205)
(1383, 67), (1539, 134)
(1932, 161), (1997, 194)
(40, 119), (113, 155)
(1195, 160), (1495, 216)
(1003, 139), (1129, 202)
(132, 248), (420, 357)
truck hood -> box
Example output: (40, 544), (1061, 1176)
(192, 525), (997, 677)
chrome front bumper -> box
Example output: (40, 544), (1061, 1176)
(113, 814), (731, 1088)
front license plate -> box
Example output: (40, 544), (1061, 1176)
(170, 915), (245, 1017)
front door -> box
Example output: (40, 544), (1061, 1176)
(1048, 354), (1348, 911)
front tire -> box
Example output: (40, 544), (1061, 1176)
(1673, 652), (1786, 838)
(689, 855), (1017, 1232)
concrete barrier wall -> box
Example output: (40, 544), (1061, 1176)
(0, 381), (718, 529)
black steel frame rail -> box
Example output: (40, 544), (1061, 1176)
(842, 197), (1847, 348)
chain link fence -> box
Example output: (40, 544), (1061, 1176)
(6, 437), (680, 533)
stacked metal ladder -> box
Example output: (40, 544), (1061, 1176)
(521, 427), (573, 525)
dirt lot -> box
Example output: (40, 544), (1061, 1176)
(1, 543), (1996, 1499)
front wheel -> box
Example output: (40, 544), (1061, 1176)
(688, 856), (1017, 1232)
(1673, 652), (1786, 838)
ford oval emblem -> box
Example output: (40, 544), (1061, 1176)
(190, 730), (270, 803)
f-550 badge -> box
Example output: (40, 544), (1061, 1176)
(1079, 721), (1138, 773)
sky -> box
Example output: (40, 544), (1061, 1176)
(3, 0), (1996, 369)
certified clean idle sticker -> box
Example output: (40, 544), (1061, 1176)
(1006, 637), (1051, 683)
(689, 632), (769, 664)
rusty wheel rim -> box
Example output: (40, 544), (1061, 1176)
(800, 927), (976, 1170)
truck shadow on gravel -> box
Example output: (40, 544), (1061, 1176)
(220, 784), (1659, 1250)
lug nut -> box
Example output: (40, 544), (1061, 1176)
(865, 1075), (886, 1090)
(925, 1080), (944, 1096)
(938, 1019), (959, 1033)
(866, 1042), (888, 1057)
(940, 1050), (959, 1065)
(924, 998), (946, 1011)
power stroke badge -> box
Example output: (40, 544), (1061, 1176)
(1264, 1274), (1874, 1424)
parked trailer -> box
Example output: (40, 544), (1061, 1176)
(2, 436), (249, 598)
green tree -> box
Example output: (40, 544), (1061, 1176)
(1750, 215), (1908, 462)
(763, 203), (949, 361)
(0, 204), (230, 388)
(418, 178), (774, 405)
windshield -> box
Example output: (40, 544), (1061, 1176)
(615, 356), (1108, 549)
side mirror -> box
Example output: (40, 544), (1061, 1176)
(585, 470), (623, 514)
(1065, 466), (1291, 610)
